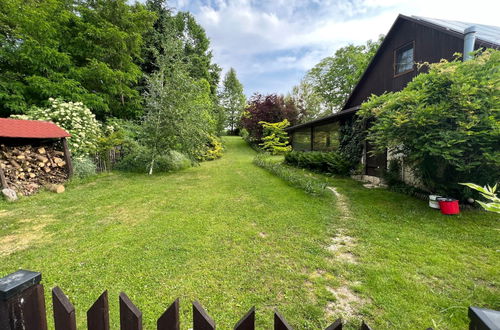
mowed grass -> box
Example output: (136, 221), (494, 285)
(1, 136), (499, 329)
(0, 137), (339, 329)
(324, 176), (500, 329)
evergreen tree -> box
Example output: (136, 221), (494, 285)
(219, 68), (246, 135)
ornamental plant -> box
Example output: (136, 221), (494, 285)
(201, 135), (224, 161)
(259, 119), (292, 155)
(359, 49), (500, 199)
(460, 183), (500, 213)
(13, 98), (101, 156)
(241, 94), (299, 142)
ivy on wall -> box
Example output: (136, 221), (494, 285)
(338, 115), (366, 172)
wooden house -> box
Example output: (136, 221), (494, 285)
(285, 14), (500, 177)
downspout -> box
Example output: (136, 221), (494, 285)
(463, 26), (477, 61)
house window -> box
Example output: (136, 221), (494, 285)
(313, 122), (340, 152)
(292, 128), (312, 151)
(394, 42), (414, 75)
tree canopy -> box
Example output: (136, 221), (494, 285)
(0, 0), (156, 119)
(241, 93), (299, 141)
(219, 68), (246, 134)
(304, 36), (383, 114)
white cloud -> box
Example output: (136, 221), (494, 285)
(169, 0), (500, 96)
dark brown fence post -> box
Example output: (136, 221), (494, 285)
(274, 310), (293, 330)
(325, 318), (342, 330)
(157, 298), (180, 330)
(119, 292), (142, 330)
(0, 270), (47, 330)
(52, 287), (76, 330)
(234, 307), (255, 330)
(87, 291), (110, 330)
(193, 301), (216, 330)
(360, 321), (372, 330)
(61, 137), (73, 177)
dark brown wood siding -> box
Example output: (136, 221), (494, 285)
(344, 18), (468, 109)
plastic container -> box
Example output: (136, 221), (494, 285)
(438, 198), (460, 215)
(429, 195), (442, 209)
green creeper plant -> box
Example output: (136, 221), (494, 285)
(259, 119), (292, 155)
(359, 49), (500, 198)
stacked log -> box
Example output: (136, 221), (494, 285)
(0, 144), (68, 196)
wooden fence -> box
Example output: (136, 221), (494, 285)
(94, 147), (123, 173)
(0, 270), (497, 330)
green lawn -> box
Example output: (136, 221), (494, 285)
(0, 136), (498, 329)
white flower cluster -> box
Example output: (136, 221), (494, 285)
(13, 98), (101, 156)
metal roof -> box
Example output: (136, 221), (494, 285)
(412, 16), (500, 46)
(0, 118), (71, 139)
(285, 106), (359, 132)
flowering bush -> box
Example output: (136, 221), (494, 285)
(13, 98), (101, 156)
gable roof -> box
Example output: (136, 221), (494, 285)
(0, 118), (71, 139)
(341, 14), (500, 111)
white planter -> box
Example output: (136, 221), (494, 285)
(429, 195), (442, 209)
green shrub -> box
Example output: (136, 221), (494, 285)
(116, 147), (191, 173)
(284, 151), (350, 175)
(239, 128), (249, 140)
(253, 154), (327, 195)
(200, 135), (224, 161)
(360, 49), (500, 199)
(259, 119), (292, 155)
(72, 156), (96, 178)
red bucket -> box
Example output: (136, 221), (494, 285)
(438, 198), (460, 215)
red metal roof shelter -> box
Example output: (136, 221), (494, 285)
(0, 118), (71, 139)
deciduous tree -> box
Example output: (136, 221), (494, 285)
(306, 36), (383, 113)
(141, 37), (215, 174)
(241, 93), (298, 142)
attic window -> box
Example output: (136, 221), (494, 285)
(394, 42), (414, 75)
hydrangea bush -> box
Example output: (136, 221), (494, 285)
(13, 98), (101, 156)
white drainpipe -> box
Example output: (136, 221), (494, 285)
(463, 26), (477, 61)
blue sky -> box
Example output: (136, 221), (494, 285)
(167, 0), (500, 97)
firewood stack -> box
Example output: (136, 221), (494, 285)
(0, 144), (68, 196)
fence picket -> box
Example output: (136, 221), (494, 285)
(157, 298), (180, 330)
(234, 306), (255, 330)
(193, 301), (216, 330)
(52, 287), (77, 330)
(119, 292), (142, 330)
(274, 310), (293, 330)
(87, 291), (110, 330)
(325, 318), (342, 330)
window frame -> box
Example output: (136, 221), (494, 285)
(393, 41), (415, 77)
